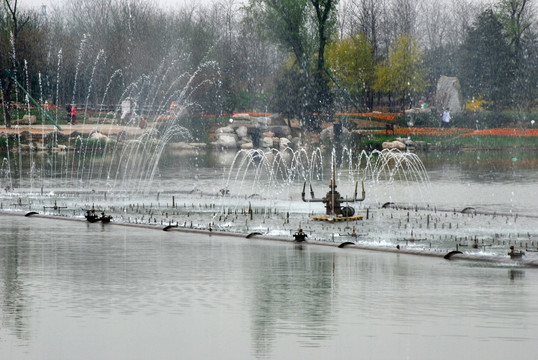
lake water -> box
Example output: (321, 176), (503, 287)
(1, 148), (537, 358)
(1, 214), (538, 360)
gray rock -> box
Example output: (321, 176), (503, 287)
(270, 125), (291, 138)
(90, 131), (110, 141)
(215, 133), (238, 149)
(269, 113), (287, 126)
(232, 113), (251, 121)
(279, 138), (291, 150)
(320, 127), (332, 141)
(236, 125), (248, 139)
(261, 136), (274, 148)
(435, 76), (464, 113)
(320, 125), (350, 141)
(382, 141), (406, 150)
(215, 126), (235, 134)
(256, 117), (271, 127)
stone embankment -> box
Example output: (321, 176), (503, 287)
(2, 114), (427, 153)
(210, 113), (297, 150)
(0, 123), (147, 151)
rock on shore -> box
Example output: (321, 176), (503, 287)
(210, 113), (293, 150)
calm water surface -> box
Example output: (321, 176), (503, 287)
(1, 214), (538, 359)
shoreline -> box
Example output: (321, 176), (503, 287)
(1, 124), (537, 153)
(4, 210), (538, 269)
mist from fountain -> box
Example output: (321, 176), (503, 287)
(1, 38), (535, 263)
(1, 42), (221, 195)
(223, 147), (430, 207)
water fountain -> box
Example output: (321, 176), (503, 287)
(1, 45), (537, 267)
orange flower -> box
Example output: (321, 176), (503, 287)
(461, 128), (538, 137)
(386, 127), (471, 136)
(361, 127), (538, 137)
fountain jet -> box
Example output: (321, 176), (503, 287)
(302, 165), (365, 219)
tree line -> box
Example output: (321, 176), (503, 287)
(1, 0), (536, 129)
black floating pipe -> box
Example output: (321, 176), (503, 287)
(246, 232), (262, 239)
(444, 250), (463, 260)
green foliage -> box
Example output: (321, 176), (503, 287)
(459, 9), (513, 110)
(5, 0), (537, 122)
(250, 0), (311, 69)
(234, 91), (272, 112)
(423, 44), (459, 95)
(396, 112), (438, 127)
(450, 135), (537, 148)
(326, 34), (375, 110)
(0, 136), (9, 151)
(396, 111), (538, 129)
(351, 133), (391, 150)
(251, 0), (339, 130)
(495, 0), (532, 51)
(373, 35), (427, 108)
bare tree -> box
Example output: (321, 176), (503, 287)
(1, 0), (31, 127)
(389, 0), (418, 37)
(347, 0), (384, 57)
(416, 0), (450, 51)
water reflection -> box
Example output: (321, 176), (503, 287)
(0, 230), (31, 343)
(2, 215), (538, 359)
(250, 246), (337, 356)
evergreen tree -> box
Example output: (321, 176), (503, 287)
(459, 9), (513, 110)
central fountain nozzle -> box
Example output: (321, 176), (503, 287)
(302, 165), (365, 217)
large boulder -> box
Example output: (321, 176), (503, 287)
(382, 141), (406, 150)
(236, 125), (248, 139)
(279, 137), (291, 150)
(269, 113), (288, 126)
(230, 114), (253, 128)
(435, 76), (464, 113)
(255, 117), (271, 127)
(215, 133), (238, 149)
(90, 131), (110, 141)
(232, 113), (251, 121)
(261, 136), (274, 148)
(320, 124), (350, 141)
(23, 115), (37, 124)
(215, 126), (235, 134)
(270, 125), (291, 138)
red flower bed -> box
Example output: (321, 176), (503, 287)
(392, 127), (470, 136)
(364, 127), (538, 137)
(461, 128), (538, 137)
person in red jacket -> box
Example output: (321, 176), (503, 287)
(71, 105), (77, 124)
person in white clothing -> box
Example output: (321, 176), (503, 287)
(441, 108), (451, 128)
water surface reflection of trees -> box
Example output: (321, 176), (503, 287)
(250, 245), (337, 357)
(0, 224), (31, 343)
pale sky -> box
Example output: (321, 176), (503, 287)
(22, 0), (494, 11)
(21, 0), (217, 10)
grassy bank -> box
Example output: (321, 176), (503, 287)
(348, 129), (538, 151)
